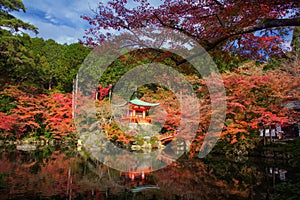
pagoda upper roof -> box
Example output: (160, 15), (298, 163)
(129, 98), (160, 107)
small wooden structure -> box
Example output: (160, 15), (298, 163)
(128, 98), (159, 124)
(120, 166), (153, 181)
(157, 133), (175, 144)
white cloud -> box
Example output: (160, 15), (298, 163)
(44, 12), (59, 24)
(13, 0), (101, 44)
(35, 21), (83, 44)
(12, 0), (162, 44)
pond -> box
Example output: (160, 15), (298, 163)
(0, 143), (299, 200)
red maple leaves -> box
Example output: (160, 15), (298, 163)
(81, 0), (299, 60)
(0, 86), (74, 139)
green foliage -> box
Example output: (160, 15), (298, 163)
(264, 57), (283, 70)
(0, 30), (36, 82)
(274, 181), (300, 200)
(150, 136), (158, 145)
(23, 38), (91, 92)
(135, 137), (145, 146)
(291, 26), (300, 54)
(211, 50), (245, 72)
(0, 0), (40, 86)
(0, 95), (16, 114)
(0, 33), (90, 92)
(0, 0), (38, 33)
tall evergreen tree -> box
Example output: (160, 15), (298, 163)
(0, 0), (38, 85)
(0, 0), (37, 33)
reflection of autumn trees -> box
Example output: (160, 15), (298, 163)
(0, 147), (271, 199)
(151, 157), (264, 199)
(0, 149), (78, 198)
(0, 147), (129, 199)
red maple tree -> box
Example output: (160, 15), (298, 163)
(81, 0), (299, 59)
(0, 86), (74, 139)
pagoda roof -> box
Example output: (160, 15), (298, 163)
(129, 98), (160, 107)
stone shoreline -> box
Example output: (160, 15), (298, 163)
(0, 138), (74, 145)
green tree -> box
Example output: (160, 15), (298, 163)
(0, 0), (37, 33)
(58, 43), (90, 92)
(0, 0), (38, 86)
(291, 26), (300, 55)
(25, 38), (90, 92)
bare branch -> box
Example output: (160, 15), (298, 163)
(153, 12), (198, 40)
(210, 17), (300, 51)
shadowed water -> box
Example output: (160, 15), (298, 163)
(0, 144), (298, 200)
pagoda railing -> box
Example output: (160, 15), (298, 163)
(121, 116), (151, 124)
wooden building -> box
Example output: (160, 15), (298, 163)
(128, 98), (159, 124)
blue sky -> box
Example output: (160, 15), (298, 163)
(13, 0), (100, 44)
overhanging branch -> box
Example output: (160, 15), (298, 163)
(176, 17), (300, 65)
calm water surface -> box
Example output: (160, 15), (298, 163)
(0, 144), (298, 200)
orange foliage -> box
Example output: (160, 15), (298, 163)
(0, 86), (75, 139)
(189, 62), (299, 153)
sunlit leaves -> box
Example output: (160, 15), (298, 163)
(81, 0), (299, 60)
(0, 86), (75, 139)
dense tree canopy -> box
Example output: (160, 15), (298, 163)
(0, 0), (90, 92)
(82, 0), (300, 60)
(0, 35), (90, 92)
(0, 0), (37, 86)
(26, 38), (90, 92)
